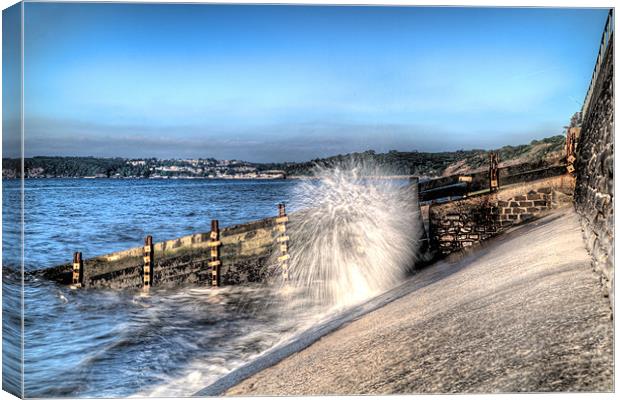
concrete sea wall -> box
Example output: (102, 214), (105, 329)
(574, 36), (614, 306)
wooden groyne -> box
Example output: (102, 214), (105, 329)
(41, 211), (283, 289)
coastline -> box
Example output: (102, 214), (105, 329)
(2, 175), (420, 181)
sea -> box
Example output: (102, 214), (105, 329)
(2, 176), (419, 398)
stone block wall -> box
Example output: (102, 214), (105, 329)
(430, 196), (500, 255)
(430, 175), (575, 256)
(498, 188), (552, 226)
(573, 37), (614, 305)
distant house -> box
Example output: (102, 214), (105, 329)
(260, 170), (287, 179)
(128, 160), (146, 166)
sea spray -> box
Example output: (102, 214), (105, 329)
(273, 161), (423, 308)
(171, 165), (425, 396)
(14, 176), (424, 397)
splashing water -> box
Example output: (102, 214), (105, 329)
(132, 162), (424, 397)
(6, 174), (425, 397)
(274, 161), (423, 309)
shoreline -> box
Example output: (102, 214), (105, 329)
(2, 175), (422, 181)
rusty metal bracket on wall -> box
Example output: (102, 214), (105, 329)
(566, 126), (581, 174)
(489, 152), (500, 192)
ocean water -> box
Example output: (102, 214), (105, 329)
(5, 179), (297, 270)
(2, 176), (420, 397)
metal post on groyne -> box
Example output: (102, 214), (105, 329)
(489, 152), (500, 193)
(209, 219), (222, 287)
(276, 203), (290, 281)
(72, 251), (83, 287)
(143, 235), (154, 289)
(566, 126), (580, 174)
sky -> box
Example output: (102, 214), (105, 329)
(2, 3), (611, 162)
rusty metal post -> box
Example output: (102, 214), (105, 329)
(72, 251), (83, 287)
(489, 152), (500, 192)
(208, 220), (221, 287)
(276, 203), (290, 281)
(566, 130), (575, 174)
(566, 127), (580, 174)
(143, 235), (154, 289)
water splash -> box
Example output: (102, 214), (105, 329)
(274, 161), (423, 308)
(10, 175), (424, 397)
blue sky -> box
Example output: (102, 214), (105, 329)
(4, 4), (610, 162)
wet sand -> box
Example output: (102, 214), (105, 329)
(225, 208), (613, 394)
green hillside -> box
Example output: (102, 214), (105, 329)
(2, 135), (566, 179)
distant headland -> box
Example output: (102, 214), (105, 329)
(2, 135), (565, 180)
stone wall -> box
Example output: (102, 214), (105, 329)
(498, 184), (574, 226)
(429, 196), (500, 255)
(574, 37), (614, 306)
(430, 175), (575, 255)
